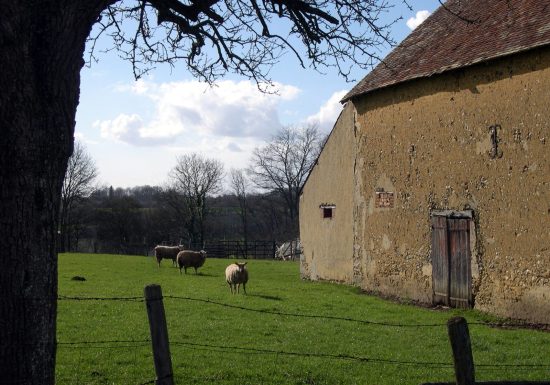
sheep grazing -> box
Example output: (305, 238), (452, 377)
(177, 250), (207, 274)
(153, 245), (182, 267)
(225, 262), (248, 294)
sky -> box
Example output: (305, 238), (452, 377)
(76, 1), (441, 189)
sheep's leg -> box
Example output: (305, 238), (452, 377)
(242, 283), (246, 295)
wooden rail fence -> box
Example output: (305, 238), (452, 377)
(187, 240), (277, 259)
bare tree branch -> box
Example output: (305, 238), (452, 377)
(247, 123), (323, 229)
(59, 141), (99, 252)
(169, 153), (224, 244)
(230, 168), (250, 255)
(86, 0), (408, 84)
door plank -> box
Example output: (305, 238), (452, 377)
(431, 216), (450, 306)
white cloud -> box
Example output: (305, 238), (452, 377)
(305, 90), (347, 132)
(226, 142), (243, 152)
(95, 79), (301, 146)
(94, 113), (171, 146)
(407, 10), (431, 30)
(113, 78), (156, 94)
(131, 78), (151, 95)
(96, 113), (139, 140)
(73, 131), (99, 145)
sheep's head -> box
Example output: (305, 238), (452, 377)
(200, 250), (207, 258)
(235, 262), (247, 271)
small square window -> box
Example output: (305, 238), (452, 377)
(320, 204), (335, 219)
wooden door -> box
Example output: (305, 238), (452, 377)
(448, 218), (471, 308)
(431, 216), (450, 306)
(431, 216), (472, 308)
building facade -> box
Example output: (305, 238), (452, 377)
(300, 0), (550, 323)
(300, 103), (356, 283)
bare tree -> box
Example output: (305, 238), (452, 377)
(248, 123), (323, 234)
(169, 153), (224, 245)
(94, 194), (145, 253)
(59, 141), (98, 252)
(230, 168), (250, 256)
(89, 1), (402, 84)
(158, 186), (193, 244)
(0, 1), (407, 383)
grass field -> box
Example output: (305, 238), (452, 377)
(56, 253), (550, 385)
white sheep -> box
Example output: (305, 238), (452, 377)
(225, 262), (248, 294)
(153, 245), (182, 267)
(177, 250), (207, 274)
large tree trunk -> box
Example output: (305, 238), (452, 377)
(0, 2), (105, 384)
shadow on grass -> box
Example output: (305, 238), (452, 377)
(179, 272), (218, 277)
(248, 294), (282, 301)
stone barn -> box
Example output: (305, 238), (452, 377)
(299, 0), (550, 323)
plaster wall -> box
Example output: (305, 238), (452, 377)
(299, 102), (356, 283)
(352, 47), (550, 323)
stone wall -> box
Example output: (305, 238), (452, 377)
(299, 102), (356, 283)
(352, 46), (550, 323)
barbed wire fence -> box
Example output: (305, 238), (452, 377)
(52, 288), (550, 385)
(57, 294), (550, 330)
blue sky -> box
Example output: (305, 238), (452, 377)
(76, 1), (441, 189)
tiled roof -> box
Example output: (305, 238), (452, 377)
(342, 0), (550, 102)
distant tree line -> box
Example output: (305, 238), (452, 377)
(59, 123), (324, 255)
(60, 184), (295, 255)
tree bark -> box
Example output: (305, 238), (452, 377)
(0, 2), (106, 384)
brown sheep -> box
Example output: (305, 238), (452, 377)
(153, 245), (183, 267)
(177, 250), (207, 274)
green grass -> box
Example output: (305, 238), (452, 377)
(57, 253), (550, 385)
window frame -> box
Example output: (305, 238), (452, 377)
(319, 204), (336, 220)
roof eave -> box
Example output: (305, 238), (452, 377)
(341, 41), (550, 104)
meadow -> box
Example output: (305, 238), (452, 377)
(57, 253), (550, 385)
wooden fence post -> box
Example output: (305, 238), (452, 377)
(447, 316), (475, 385)
(144, 284), (175, 385)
